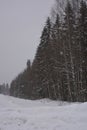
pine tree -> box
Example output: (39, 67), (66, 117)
(31, 17), (52, 99)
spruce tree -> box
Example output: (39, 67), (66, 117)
(31, 17), (52, 99)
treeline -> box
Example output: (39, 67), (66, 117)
(10, 0), (87, 102)
(0, 84), (9, 95)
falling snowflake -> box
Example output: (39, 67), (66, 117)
(60, 51), (63, 55)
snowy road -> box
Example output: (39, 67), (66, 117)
(0, 94), (87, 130)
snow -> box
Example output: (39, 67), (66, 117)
(0, 94), (87, 130)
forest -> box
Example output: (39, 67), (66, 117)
(10, 0), (87, 102)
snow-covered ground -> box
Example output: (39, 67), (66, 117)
(0, 94), (87, 130)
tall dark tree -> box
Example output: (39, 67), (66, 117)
(31, 17), (52, 99)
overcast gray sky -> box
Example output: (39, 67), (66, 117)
(0, 0), (54, 84)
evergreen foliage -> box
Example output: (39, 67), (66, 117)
(10, 0), (87, 102)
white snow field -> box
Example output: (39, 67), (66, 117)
(0, 94), (87, 130)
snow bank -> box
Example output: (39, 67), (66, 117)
(0, 94), (87, 130)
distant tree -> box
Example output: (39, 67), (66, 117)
(0, 83), (9, 95)
(27, 59), (31, 68)
(10, 60), (32, 98)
